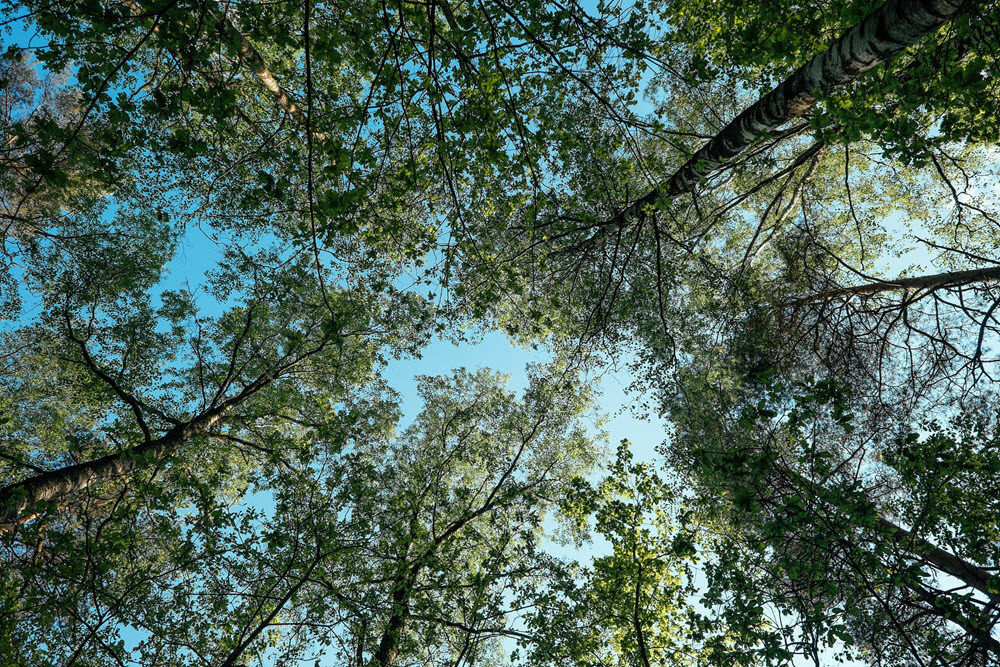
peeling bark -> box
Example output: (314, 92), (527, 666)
(611, 0), (977, 225)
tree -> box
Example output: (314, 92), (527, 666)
(436, 0), (994, 369)
(2, 365), (604, 666)
(0, 242), (426, 528)
(0, 48), (140, 320)
(656, 0), (1000, 155)
(520, 443), (724, 667)
(602, 0), (986, 225)
(3, 0), (1000, 662)
(519, 439), (876, 667)
(4, 0), (659, 269)
(665, 374), (1000, 666)
(435, 0), (998, 411)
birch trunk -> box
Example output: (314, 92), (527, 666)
(124, 0), (318, 135)
(0, 410), (224, 530)
(209, 5), (317, 133)
(612, 0), (978, 225)
(783, 265), (1000, 307)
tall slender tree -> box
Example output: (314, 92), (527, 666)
(665, 375), (1000, 666)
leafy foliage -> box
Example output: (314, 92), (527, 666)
(2, 0), (1000, 663)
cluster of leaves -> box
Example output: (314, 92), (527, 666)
(2, 0), (1000, 663)
(664, 371), (1000, 665)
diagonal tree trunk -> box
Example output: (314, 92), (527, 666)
(208, 4), (318, 134)
(125, 0), (320, 136)
(876, 516), (1000, 604)
(777, 463), (1000, 603)
(835, 517), (1000, 654)
(783, 265), (1000, 307)
(904, 580), (1000, 656)
(0, 329), (332, 530)
(0, 408), (227, 531)
(607, 0), (978, 228)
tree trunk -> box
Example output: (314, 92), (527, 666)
(219, 559), (319, 667)
(877, 516), (1000, 604)
(372, 582), (411, 667)
(610, 0), (977, 226)
(905, 580), (1000, 656)
(367, 481), (514, 666)
(632, 566), (653, 667)
(124, 0), (319, 135)
(209, 5), (318, 134)
(783, 265), (1000, 307)
(780, 465), (1000, 603)
(0, 410), (224, 530)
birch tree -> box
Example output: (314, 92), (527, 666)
(1, 366), (603, 667)
(0, 246), (421, 531)
(664, 374), (1000, 666)
(444, 0), (994, 349)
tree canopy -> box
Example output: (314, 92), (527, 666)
(1, 0), (999, 663)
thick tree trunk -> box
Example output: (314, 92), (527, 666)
(611, 0), (977, 225)
(0, 410), (223, 530)
(877, 516), (1000, 604)
(905, 581), (1000, 656)
(372, 583), (410, 667)
(784, 265), (1000, 307)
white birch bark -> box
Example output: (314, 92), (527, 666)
(124, 0), (319, 135)
(0, 407), (229, 530)
(613, 0), (978, 224)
